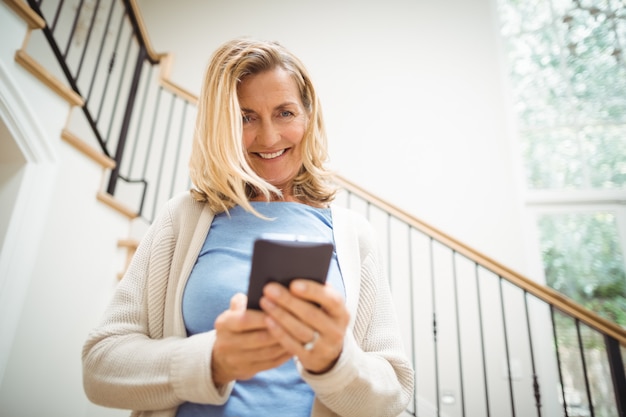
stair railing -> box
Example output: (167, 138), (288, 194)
(26, 0), (196, 222)
(333, 176), (625, 417)
(23, 1), (626, 416)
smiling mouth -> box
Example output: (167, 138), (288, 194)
(257, 149), (286, 159)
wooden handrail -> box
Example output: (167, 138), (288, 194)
(96, 191), (138, 219)
(127, 0), (166, 63)
(152, 55), (197, 105)
(14, 50), (84, 107)
(333, 175), (626, 347)
(3, 0), (44, 29)
(61, 129), (115, 169)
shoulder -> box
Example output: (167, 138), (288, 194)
(147, 191), (211, 244)
(163, 191), (205, 216)
(330, 205), (370, 230)
(153, 191), (207, 226)
(330, 205), (377, 258)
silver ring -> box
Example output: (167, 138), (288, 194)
(303, 331), (319, 351)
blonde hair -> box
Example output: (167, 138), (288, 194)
(189, 38), (336, 215)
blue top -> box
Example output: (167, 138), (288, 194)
(176, 202), (345, 417)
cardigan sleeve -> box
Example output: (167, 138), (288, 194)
(300, 208), (415, 417)
(81, 195), (233, 411)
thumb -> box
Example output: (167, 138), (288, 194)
(230, 292), (247, 311)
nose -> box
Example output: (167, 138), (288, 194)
(256, 120), (280, 147)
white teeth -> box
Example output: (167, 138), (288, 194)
(258, 149), (285, 159)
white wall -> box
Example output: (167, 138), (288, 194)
(137, 0), (534, 279)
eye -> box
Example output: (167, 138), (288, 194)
(279, 110), (294, 118)
(242, 114), (254, 123)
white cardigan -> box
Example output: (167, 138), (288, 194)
(82, 192), (414, 417)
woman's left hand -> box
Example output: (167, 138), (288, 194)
(259, 280), (350, 374)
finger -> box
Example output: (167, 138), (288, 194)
(259, 296), (317, 345)
(265, 315), (339, 374)
(230, 292), (247, 311)
(261, 282), (349, 367)
(263, 282), (347, 333)
(215, 327), (280, 350)
(214, 305), (268, 333)
(262, 295), (344, 359)
(290, 280), (345, 318)
(262, 283), (331, 331)
(264, 315), (315, 354)
(217, 349), (293, 382)
(212, 332), (292, 384)
(214, 330), (287, 357)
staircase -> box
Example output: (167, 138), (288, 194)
(0, 1), (624, 416)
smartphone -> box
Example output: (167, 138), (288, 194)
(246, 234), (334, 310)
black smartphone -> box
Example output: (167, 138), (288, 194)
(246, 234), (334, 310)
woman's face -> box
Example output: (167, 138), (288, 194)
(238, 67), (308, 199)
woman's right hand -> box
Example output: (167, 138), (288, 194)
(211, 293), (292, 386)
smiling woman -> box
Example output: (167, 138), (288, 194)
(239, 67), (308, 201)
(81, 38), (414, 417)
(188, 39), (335, 216)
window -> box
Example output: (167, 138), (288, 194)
(497, 0), (626, 326)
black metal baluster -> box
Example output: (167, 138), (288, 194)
(408, 226), (418, 416)
(523, 292), (542, 417)
(604, 335), (626, 417)
(550, 307), (569, 417)
(575, 321), (595, 417)
(150, 92), (176, 218)
(75, 0), (101, 81)
(126, 65), (153, 180)
(103, 32), (133, 145)
(106, 44), (146, 197)
(62, 0), (84, 60)
(168, 100), (188, 199)
(387, 213), (392, 288)
(85, 0), (116, 103)
(135, 85), (162, 216)
(429, 238), (441, 417)
(499, 277), (516, 417)
(475, 265), (491, 417)
(49, 0), (63, 34)
(452, 251), (466, 417)
(95, 10), (124, 128)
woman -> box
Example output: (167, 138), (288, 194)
(82, 38), (414, 417)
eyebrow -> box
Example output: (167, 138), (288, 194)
(240, 102), (299, 113)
